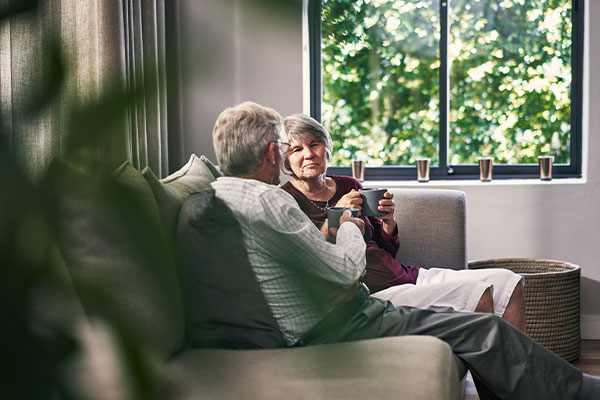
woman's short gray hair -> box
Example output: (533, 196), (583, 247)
(281, 114), (333, 176)
(212, 101), (283, 176)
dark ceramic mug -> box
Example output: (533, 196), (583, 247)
(327, 207), (359, 229)
(358, 188), (387, 217)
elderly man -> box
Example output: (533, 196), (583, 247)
(206, 101), (596, 400)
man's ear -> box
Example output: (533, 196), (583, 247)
(266, 141), (276, 164)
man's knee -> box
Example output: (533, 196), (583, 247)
(466, 312), (509, 339)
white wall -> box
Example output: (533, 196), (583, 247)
(180, 0), (303, 163)
(458, 1), (600, 337)
(181, 0), (600, 337)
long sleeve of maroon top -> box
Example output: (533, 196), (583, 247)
(281, 175), (420, 293)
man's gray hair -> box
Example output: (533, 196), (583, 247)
(282, 113), (333, 176)
(212, 101), (283, 176)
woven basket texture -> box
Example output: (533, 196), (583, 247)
(468, 258), (580, 361)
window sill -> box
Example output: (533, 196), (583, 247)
(362, 177), (587, 188)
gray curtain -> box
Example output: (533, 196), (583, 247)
(0, 0), (183, 179)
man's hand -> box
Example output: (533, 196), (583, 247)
(320, 220), (336, 243)
(321, 281), (359, 304)
(328, 210), (365, 239)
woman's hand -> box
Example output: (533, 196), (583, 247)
(378, 192), (397, 235)
(333, 189), (363, 213)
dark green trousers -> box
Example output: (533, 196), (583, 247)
(305, 291), (582, 400)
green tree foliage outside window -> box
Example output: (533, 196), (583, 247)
(322, 0), (572, 167)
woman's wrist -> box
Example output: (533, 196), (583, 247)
(382, 220), (397, 236)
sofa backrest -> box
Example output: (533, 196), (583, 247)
(177, 188), (286, 349)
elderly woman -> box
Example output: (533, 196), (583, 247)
(280, 113), (526, 332)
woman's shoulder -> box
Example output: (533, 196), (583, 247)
(280, 180), (298, 195)
(279, 180), (306, 204)
(280, 180), (293, 191)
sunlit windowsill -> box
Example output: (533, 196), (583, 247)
(362, 177), (587, 188)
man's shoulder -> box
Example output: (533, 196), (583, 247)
(212, 176), (264, 196)
(211, 177), (295, 207)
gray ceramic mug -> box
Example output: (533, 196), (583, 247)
(327, 207), (359, 229)
(358, 188), (387, 217)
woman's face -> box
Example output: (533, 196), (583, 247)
(287, 135), (329, 180)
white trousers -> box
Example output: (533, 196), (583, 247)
(372, 267), (524, 316)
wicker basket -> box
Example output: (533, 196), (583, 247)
(468, 258), (580, 361)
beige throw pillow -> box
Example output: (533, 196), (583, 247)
(142, 154), (215, 241)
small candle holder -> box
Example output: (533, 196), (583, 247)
(478, 157), (493, 182)
(539, 156), (554, 181)
(351, 159), (365, 182)
(416, 158), (430, 182)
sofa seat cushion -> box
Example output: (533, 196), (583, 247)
(165, 336), (464, 400)
(49, 160), (185, 361)
(143, 154), (216, 241)
(177, 188), (286, 349)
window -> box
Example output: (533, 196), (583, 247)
(309, 0), (584, 180)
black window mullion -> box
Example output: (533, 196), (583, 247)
(570, 0), (584, 177)
(309, 0), (322, 123)
(437, 0), (449, 177)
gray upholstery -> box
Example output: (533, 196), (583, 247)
(390, 188), (467, 269)
(166, 336), (464, 400)
(200, 154), (223, 178)
(51, 160), (185, 362)
(143, 154), (216, 241)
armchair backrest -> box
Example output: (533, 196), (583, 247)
(389, 189), (467, 270)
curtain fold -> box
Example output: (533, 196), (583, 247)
(124, 0), (178, 177)
(60, 0), (130, 173)
(1, 0), (61, 179)
(0, 0), (183, 179)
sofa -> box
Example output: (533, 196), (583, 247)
(49, 154), (469, 400)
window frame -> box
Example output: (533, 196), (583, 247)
(309, 0), (584, 181)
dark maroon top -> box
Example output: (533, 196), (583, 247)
(281, 175), (420, 293)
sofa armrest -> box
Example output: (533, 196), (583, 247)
(389, 189), (467, 269)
